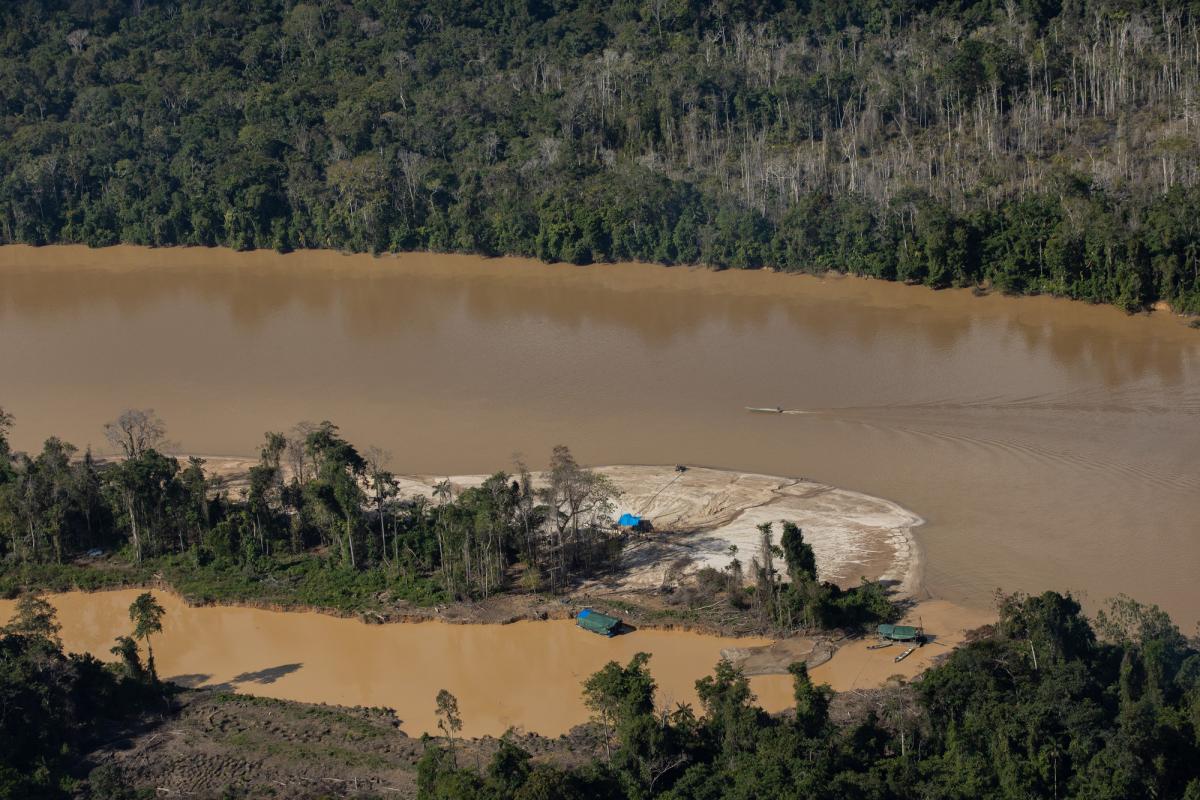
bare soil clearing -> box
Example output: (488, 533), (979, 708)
(0, 461), (982, 746)
(91, 690), (600, 799)
(208, 460), (921, 601)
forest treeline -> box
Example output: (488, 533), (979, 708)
(415, 592), (1200, 800)
(0, 407), (894, 632)
(0, 406), (628, 602)
(0, 592), (164, 799)
(2, 1), (1200, 312)
(4, 588), (1197, 798)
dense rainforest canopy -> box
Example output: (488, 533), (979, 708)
(2, 0), (1200, 312)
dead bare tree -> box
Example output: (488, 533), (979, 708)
(103, 409), (168, 459)
(538, 445), (619, 592)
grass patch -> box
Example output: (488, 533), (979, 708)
(0, 551), (448, 615)
(0, 560), (156, 598)
(223, 730), (392, 769)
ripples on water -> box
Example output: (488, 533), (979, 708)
(1, 246), (1197, 624)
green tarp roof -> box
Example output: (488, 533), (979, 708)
(578, 608), (621, 634)
(877, 624), (920, 641)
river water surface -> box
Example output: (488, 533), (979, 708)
(0, 589), (794, 737)
(2, 245), (1198, 627)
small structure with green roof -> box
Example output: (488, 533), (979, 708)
(876, 623), (923, 642)
(577, 608), (622, 637)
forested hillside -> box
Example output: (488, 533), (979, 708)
(3, 0), (1200, 312)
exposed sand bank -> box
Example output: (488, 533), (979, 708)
(202, 460), (924, 600)
(195, 459), (984, 684)
(0, 455), (993, 738)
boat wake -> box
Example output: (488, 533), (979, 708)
(745, 406), (812, 415)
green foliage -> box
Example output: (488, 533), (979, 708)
(2, 593), (62, 646)
(0, 630), (155, 799)
(421, 591), (1200, 799)
(744, 522), (898, 633)
(128, 592), (164, 643)
(780, 522), (816, 584)
(0, 414), (620, 618)
(0, 3), (1197, 314)
(788, 662), (832, 737)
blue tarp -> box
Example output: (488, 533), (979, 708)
(617, 513), (641, 527)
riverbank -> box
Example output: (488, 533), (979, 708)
(19, 460), (920, 637)
(4, 244), (1199, 624)
(0, 462), (995, 736)
(86, 690), (602, 798)
(0, 460), (931, 633)
(214, 461), (926, 603)
(1, 453), (1002, 693)
(0, 464), (996, 746)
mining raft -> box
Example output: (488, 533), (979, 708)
(577, 608), (622, 637)
(876, 623), (925, 643)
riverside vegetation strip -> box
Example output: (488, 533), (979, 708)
(0, 408), (904, 637)
(2, 408), (1196, 799)
(1, 587), (1197, 799)
(3, 244), (1199, 622)
(3, 2), (1200, 313)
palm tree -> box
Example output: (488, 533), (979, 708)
(129, 592), (166, 681)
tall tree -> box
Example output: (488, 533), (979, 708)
(539, 445), (618, 591)
(128, 591), (165, 681)
(304, 422), (366, 568)
(435, 688), (463, 759)
(780, 521), (817, 584)
(3, 594), (61, 647)
(0, 406), (13, 481)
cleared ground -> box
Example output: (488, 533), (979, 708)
(90, 691), (599, 799)
(393, 464), (921, 598)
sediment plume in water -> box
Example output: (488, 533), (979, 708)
(1, 245), (1198, 623)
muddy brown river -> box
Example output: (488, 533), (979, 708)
(0, 589), (794, 737)
(1, 245), (1198, 628)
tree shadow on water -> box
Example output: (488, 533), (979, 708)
(166, 664), (303, 693)
(230, 663), (304, 685)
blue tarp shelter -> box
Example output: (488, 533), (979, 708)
(617, 513), (642, 527)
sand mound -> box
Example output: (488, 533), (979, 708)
(388, 464), (921, 599)
(193, 459), (922, 601)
